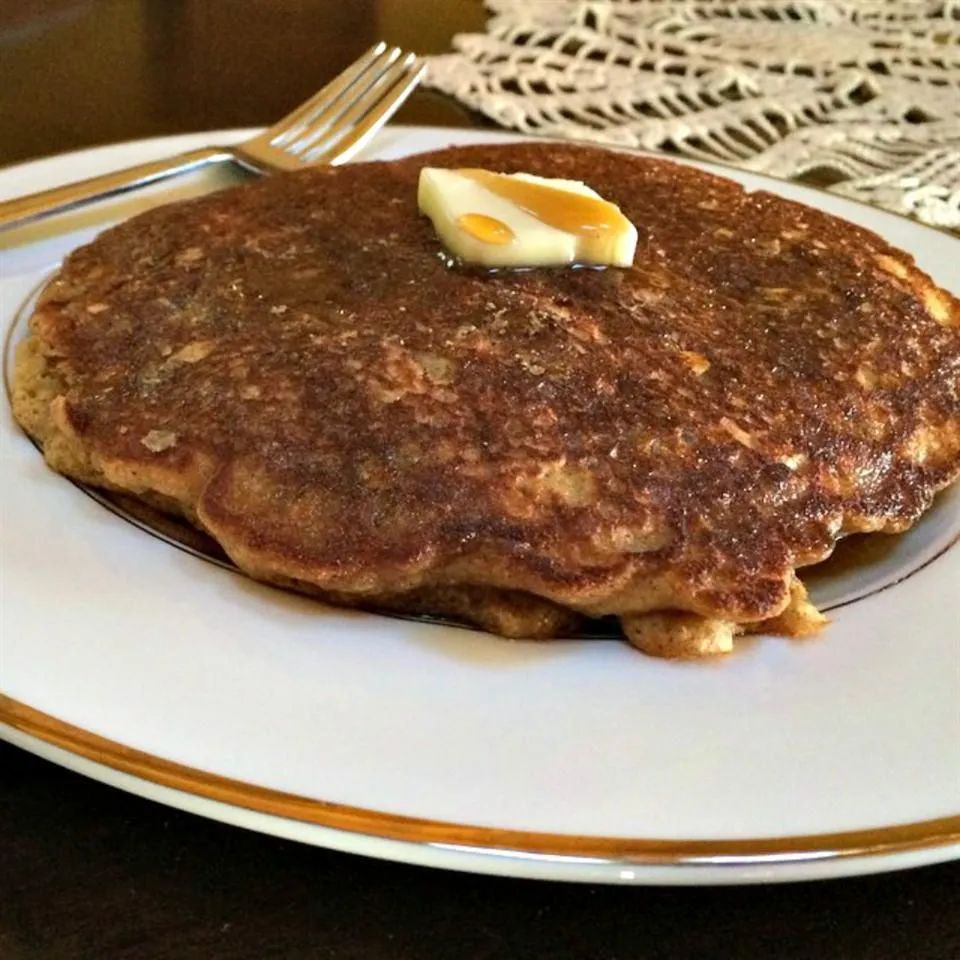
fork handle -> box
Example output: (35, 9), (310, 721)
(0, 146), (234, 232)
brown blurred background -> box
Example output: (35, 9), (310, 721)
(0, 0), (488, 166)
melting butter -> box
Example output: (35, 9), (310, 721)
(418, 167), (637, 268)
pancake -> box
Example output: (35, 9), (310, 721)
(13, 143), (960, 657)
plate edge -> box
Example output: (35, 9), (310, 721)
(3, 695), (958, 868)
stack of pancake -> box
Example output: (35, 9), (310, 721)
(13, 143), (960, 657)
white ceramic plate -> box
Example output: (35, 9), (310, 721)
(2, 127), (959, 886)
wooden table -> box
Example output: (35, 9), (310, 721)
(2, 4), (959, 957)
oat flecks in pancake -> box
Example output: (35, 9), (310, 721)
(13, 143), (960, 657)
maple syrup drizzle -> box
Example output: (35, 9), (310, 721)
(456, 212), (516, 245)
(459, 169), (630, 256)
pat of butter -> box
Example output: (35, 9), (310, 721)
(418, 167), (637, 268)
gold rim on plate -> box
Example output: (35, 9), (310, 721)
(3, 696), (959, 867)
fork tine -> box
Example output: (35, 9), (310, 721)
(264, 42), (394, 146)
(306, 57), (426, 166)
(284, 46), (405, 156)
(296, 53), (416, 163)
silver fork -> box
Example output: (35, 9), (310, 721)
(0, 42), (424, 232)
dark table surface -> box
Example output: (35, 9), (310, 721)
(2, 3), (959, 958)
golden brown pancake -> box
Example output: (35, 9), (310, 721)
(13, 143), (960, 656)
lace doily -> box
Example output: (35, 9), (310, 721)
(425, 0), (960, 228)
